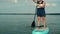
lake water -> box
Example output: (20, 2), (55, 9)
(0, 15), (60, 34)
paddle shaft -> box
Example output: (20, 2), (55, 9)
(33, 6), (37, 21)
(33, 0), (38, 21)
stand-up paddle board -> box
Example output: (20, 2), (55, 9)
(32, 25), (49, 34)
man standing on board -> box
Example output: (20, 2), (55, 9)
(33, 0), (46, 29)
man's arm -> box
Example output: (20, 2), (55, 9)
(39, 2), (46, 8)
(43, 2), (46, 7)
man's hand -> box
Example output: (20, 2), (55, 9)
(36, 4), (39, 6)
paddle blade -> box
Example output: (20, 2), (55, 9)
(31, 21), (35, 27)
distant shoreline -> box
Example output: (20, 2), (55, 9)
(0, 13), (60, 15)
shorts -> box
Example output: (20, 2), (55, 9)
(37, 8), (46, 17)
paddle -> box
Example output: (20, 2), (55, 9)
(31, 0), (38, 27)
(31, 6), (37, 27)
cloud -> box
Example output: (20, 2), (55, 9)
(24, 0), (29, 4)
(8, 0), (18, 3)
(44, 0), (58, 2)
(14, 0), (18, 3)
(46, 3), (57, 7)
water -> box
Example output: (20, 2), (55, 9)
(0, 15), (60, 34)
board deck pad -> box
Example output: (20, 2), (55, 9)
(32, 25), (49, 34)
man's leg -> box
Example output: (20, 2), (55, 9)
(42, 16), (46, 29)
(37, 16), (40, 28)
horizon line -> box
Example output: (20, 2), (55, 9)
(0, 13), (60, 15)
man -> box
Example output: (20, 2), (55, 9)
(33, 0), (46, 29)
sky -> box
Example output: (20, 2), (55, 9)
(0, 0), (60, 13)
